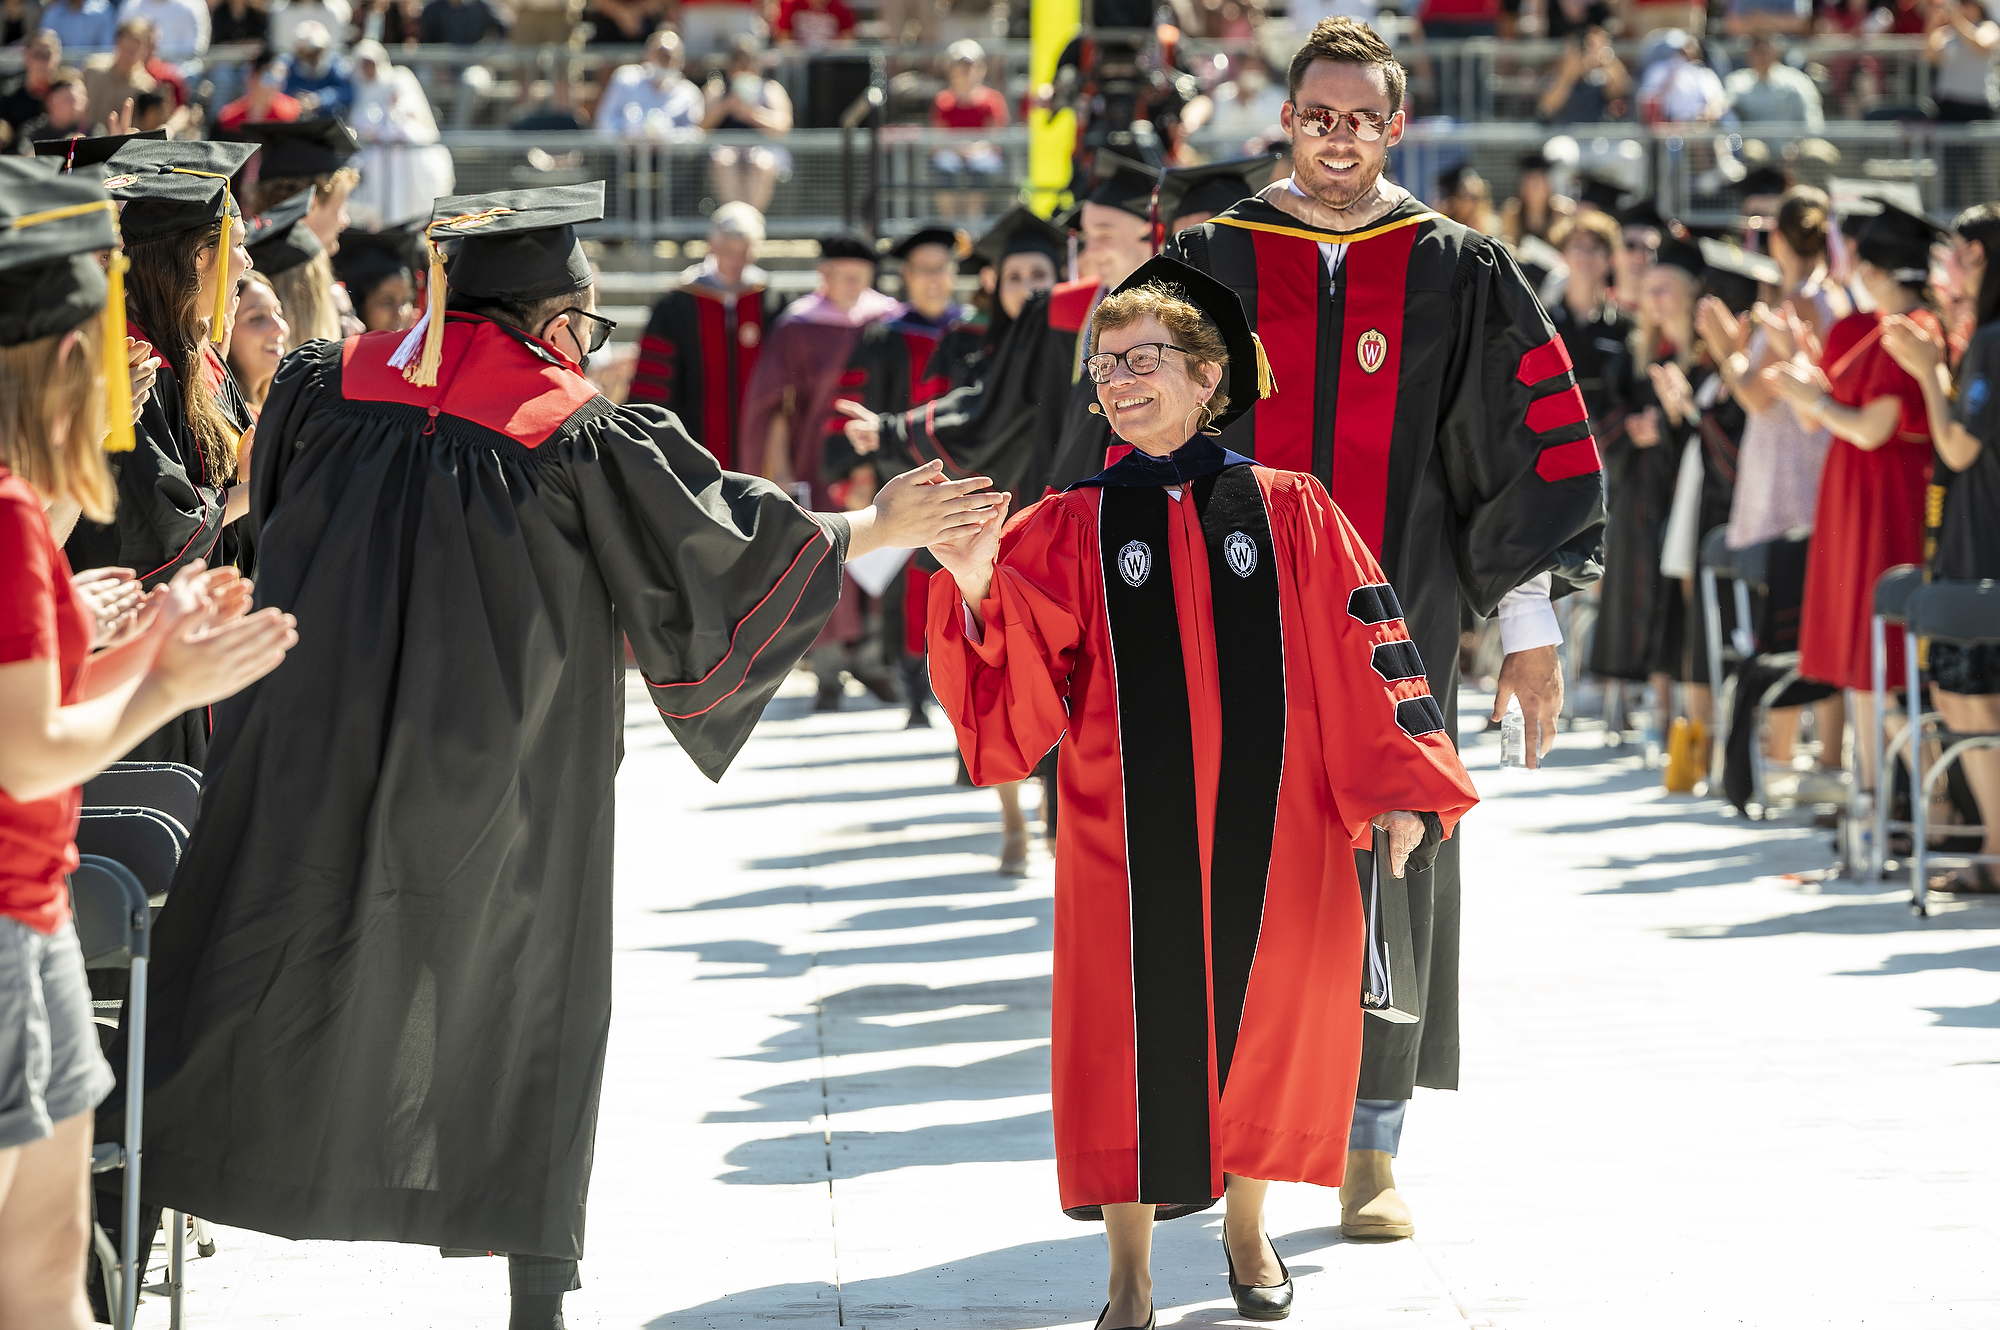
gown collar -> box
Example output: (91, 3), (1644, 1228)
(1067, 433), (1254, 490)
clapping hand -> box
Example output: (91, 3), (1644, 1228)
(1694, 295), (1747, 360)
(1627, 404), (1662, 446)
(128, 337), (161, 421)
(71, 567), (148, 649)
(1649, 360), (1696, 423)
(1764, 358), (1830, 412)
(1881, 313), (1946, 379)
(144, 561), (297, 710)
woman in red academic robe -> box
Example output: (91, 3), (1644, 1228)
(924, 257), (1479, 1330)
(1770, 201), (1942, 789)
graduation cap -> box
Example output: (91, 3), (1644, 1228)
(1698, 237), (1780, 311)
(235, 117), (360, 179)
(0, 159), (134, 448)
(1617, 196), (1667, 234)
(1153, 153), (1280, 231)
(1856, 197), (1948, 281)
(34, 128), (166, 173)
(102, 138), (259, 345)
(888, 227), (962, 262)
(244, 188), (324, 277)
(1735, 165), (1790, 200)
(334, 225), (423, 298)
(1578, 174), (1626, 214)
(388, 182), (604, 387)
(971, 206), (1066, 269)
(1518, 150), (1555, 174)
(1105, 254), (1274, 433)
(1085, 151), (1162, 221)
(818, 232), (877, 264)
(1655, 228), (1706, 279)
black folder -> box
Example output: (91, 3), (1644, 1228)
(1360, 827), (1421, 1024)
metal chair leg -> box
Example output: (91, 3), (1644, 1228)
(168, 1209), (186, 1330)
(1908, 627), (1927, 915)
(120, 954), (147, 1330)
(1872, 618), (1889, 879)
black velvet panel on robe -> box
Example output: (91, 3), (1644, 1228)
(121, 331), (844, 1259)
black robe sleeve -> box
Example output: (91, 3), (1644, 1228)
(628, 288), (694, 417)
(569, 402), (845, 780)
(1438, 238), (1607, 614)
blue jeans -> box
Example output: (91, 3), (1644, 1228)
(1350, 1097), (1408, 1157)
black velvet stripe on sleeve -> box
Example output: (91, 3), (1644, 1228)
(1348, 582), (1404, 625)
(1371, 639), (1427, 683)
(1097, 486), (1213, 1208)
(1194, 467), (1285, 1095)
(1395, 695), (1448, 737)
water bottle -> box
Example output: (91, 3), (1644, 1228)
(1500, 696), (1528, 769)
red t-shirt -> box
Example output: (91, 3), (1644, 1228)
(216, 92), (302, 132)
(0, 469), (94, 934)
(1823, 309), (1936, 446)
(774, 0), (854, 44)
(930, 86), (1009, 130)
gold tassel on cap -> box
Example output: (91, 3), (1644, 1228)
(210, 209), (232, 344)
(1252, 332), (1276, 398)
(407, 235), (447, 387)
(103, 249), (134, 451)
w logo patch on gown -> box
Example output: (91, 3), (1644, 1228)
(1118, 540), (1153, 588)
(1223, 530), (1258, 578)
(1357, 328), (1388, 374)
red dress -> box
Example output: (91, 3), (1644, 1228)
(928, 464), (1477, 1215)
(1798, 310), (1936, 690)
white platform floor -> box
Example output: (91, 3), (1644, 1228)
(131, 674), (2000, 1329)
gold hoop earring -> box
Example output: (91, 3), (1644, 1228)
(1180, 403), (1203, 441)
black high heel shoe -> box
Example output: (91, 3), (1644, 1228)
(1224, 1231), (1294, 1321)
(1092, 1302), (1156, 1330)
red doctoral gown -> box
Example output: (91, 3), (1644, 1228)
(928, 460), (1478, 1216)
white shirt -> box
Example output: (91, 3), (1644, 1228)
(118, 0), (207, 57)
(593, 64), (706, 137)
(269, 0), (355, 52)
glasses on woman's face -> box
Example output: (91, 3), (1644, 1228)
(1290, 106), (1391, 141)
(1085, 343), (1191, 383)
(561, 308), (618, 355)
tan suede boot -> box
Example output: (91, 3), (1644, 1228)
(1339, 1148), (1415, 1240)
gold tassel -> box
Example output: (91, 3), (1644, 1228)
(1252, 332), (1276, 398)
(102, 249), (135, 452)
(210, 211), (232, 344)
(405, 238), (447, 387)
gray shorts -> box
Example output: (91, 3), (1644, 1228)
(0, 916), (117, 1150)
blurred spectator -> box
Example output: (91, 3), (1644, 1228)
(78, 17), (150, 126)
(128, 80), (165, 124)
(217, 47), (303, 126)
(285, 20), (353, 116)
(595, 29), (701, 136)
(139, 17), (184, 99)
(930, 39), (1007, 221)
(1930, 0), (2000, 120)
(350, 38), (453, 221)
(2, 0), (43, 44)
(1726, 34), (1824, 125)
(272, 0), (352, 50)
(1290, 0), (1389, 39)
(1206, 48), (1285, 140)
(7, 61), (82, 146)
(349, 0), (420, 43)
(1544, 0), (1614, 39)
(1723, 0), (1810, 35)
(1638, 28), (1729, 123)
(703, 34), (791, 210)
(211, 0), (269, 45)
(40, 0), (113, 51)
(1417, 0), (1500, 38)
(1622, 0), (1705, 39)
(1437, 163), (1499, 234)
(115, 0), (204, 59)
(419, 0), (506, 44)
(1502, 152), (1574, 245)
(0, 30), (57, 132)
(509, 0), (573, 43)
(1538, 26), (1630, 122)
(675, 0), (759, 55)
(580, 0), (656, 43)
(773, 0), (853, 46)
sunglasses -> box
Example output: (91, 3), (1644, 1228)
(561, 307), (618, 354)
(1084, 343), (1191, 383)
(1291, 106), (1392, 140)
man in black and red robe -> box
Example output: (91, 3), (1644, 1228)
(1170, 17), (1605, 1239)
(627, 201), (771, 468)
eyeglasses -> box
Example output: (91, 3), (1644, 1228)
(561, 307), (618, 354)
(1084, 342), (1191, 383)
(1291, 106), (1392, 141)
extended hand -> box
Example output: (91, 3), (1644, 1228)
(836, 398), (882, 454)
(870, 460), (1002, 550)
(1371, 810), (1426, 878)
(931, 489), (1011, 610)
(1492, 644), (1562, 769)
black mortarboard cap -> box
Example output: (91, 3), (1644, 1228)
(1154, 153), (1280, 230)
(102, 138), (259, 246)
(1857, 197), (1948, 278)
(1579, 175), (1627, 214)
(1085, 151), (1162, 220)
(235, 117), (360, 179)
(972, 206), (1067, 268)
(1698, 238), (1779, 312)
(1655, 229), (1705, 279)
(334, 225), (423, 295)
(34, 129), (166, 172)
(1109, 254), (1272, 432)
(1617, 195), (1666, 232)
(431, 181), (603, 301)
(244, 189), (324, 277)
(889, 227), (962, 261)
(1736, 165), (1790, 199)
(0, 158), (117, 347)
(1519, 150), (1555, 173)
(818, 232), (877, 264)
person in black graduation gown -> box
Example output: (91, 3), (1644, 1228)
(63, 137), (261, 769)
(332, 225), (423, 333)
(120, 182), (1002, 1329)
(1167, 18), (1605, 1240)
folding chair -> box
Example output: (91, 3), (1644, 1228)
(1906, 580), (2000, 916)
(70, 855), (162, 1330)
(1867, 566), (1928, 881)
(82, 762), (200, 832)
(75, 808), (185, 905)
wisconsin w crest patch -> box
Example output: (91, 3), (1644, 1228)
(1118, 539), (1152, 588)
(1223, 530), (1258, 578)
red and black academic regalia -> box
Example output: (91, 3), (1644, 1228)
(928, 445), (1478, 1215)
(1799, 310), (1936, 690)
(1173, 194), (1605, 1097)
(64, 330), (256, 768)
(626, 262), (770, 468)
(125, 313), (847, 1259)
(738, 290), (901, 507)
